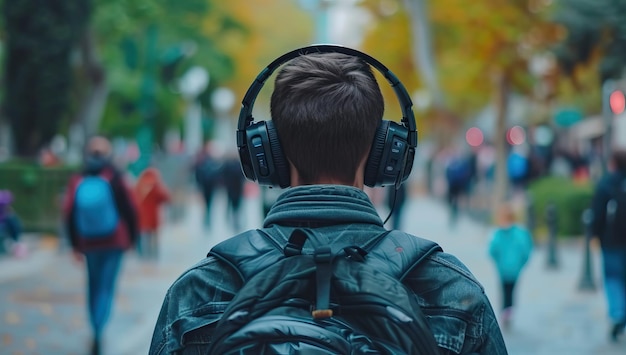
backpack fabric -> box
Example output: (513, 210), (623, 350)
(507, 152), (529, 182)
(208, 228), (442, 355)
(74, 175), (120, 239)
(446, 157), (472, 187)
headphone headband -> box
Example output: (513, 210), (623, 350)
(237, 44), (418, 189)
(237, 44), (417, 150)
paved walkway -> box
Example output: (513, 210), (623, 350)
(0, 187), (624, 354)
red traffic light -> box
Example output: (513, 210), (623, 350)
(610, 90), (625, 115)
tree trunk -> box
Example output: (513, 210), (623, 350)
(74, 31), (109, 138)
(493, 70), (510, 208)
(403, 0), (442, 106)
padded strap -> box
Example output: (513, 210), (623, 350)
(209, 229), (284, 282)
(313, 245), (333, 319)
(209, 227), (442, 284)
(366, 230), (443, 281)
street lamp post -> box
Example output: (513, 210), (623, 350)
(578, 208), (596, 291)
(602, 79), (616, 176)
(210, 87), (236, 153)
(178, 66), (210, 156)
(545, 202), (559, 269)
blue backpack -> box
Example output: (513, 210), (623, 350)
(507, 152), (529, 181)
(74, 176), (119, 239)
(446, 157), (472, 187)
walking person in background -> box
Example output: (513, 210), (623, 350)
(193, 142), (223, 228)
(63, 135), (139, 355)
(445, 152), (473, 227)
(488, 203), (533, 329)
(592, 149), (626, 342)
(134, 167), (171, 260)
(222, 153), (246, 233)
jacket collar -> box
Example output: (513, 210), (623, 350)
(263, 185), (384, 228)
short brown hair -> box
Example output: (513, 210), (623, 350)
(270, 52), (384, 184)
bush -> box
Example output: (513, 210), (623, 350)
(528, 176), (593, 238)
(0, 161), (78, 234)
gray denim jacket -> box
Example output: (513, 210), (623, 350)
(150, 185), (507, 354)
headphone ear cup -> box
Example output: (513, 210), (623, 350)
(364, 120), (389, 187)
(265, 121), (291, 188)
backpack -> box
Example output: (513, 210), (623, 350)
(74, 175), (119, 239)
(207, 228), (442, 355)
(507, 152), (528, 182)
(195, 157), (223, 187)
(446, 157), (472, 187)
(605, 176), (626, 243)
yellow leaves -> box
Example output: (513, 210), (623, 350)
(203, 0), (314, 114)
(426, 1), (557, 113)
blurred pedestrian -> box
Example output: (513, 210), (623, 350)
(63, 135), (139, 355)
(507, 146), (530, 192)
(591, 149), (626, 342)
(222, 153), (246, 232)
(0, 190), (27, 258)
(134, 167), (171, 260)
(488, 203), (533, 329)
(445, 153), (473, 226)
(193, 142), (223, 228)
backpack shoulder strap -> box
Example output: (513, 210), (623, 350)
(366, 230), (443, 281)
(209, 227), (443, 283)
(208, 228), (288, 282)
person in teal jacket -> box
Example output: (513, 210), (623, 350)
(488, 203), (534, 328)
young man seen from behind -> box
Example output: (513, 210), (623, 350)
(150, 47), (507, 354)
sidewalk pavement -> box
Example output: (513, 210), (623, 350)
(0, 187), (624, 354)
(400, 196), (624, 355)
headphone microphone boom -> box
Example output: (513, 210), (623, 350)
(236, 44), (418, 189)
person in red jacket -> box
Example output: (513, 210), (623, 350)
(63, 135), (138, 355)
(134, 167), (171, 259)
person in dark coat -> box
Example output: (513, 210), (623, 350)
(222, 153), (246, 233)
(150, 49), (506, 354)
(591, 149), (626, 342)
(193, 143), (223, 227)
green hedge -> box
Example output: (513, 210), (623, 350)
(0, 161), (78, 234)
(527, 176), (594, 238)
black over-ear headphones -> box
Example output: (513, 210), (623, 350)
(237, 44), (417, 189)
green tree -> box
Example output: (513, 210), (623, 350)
(2, 0), (91, 159)
(87, 0), (244, 141)
(551, 0), (626, 85)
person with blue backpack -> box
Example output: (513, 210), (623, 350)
(150, 46), (507, 354)
(63, 135), (139, 355)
